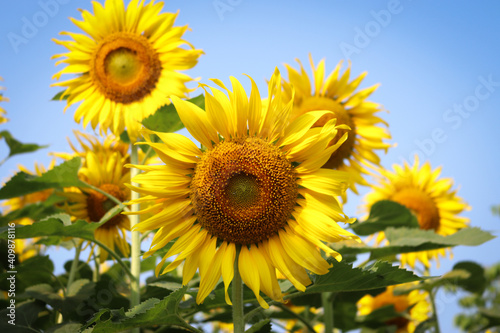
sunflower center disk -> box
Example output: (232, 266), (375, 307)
(391, 187), (440, 230)
(191, 138), (298, 245)
(92, 32), (161, 104)
(227, 174), (260, 209)
(86, 183), (126, 227)
(300, 97), (356, 169)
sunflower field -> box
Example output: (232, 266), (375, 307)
(1, 1), (499, 333)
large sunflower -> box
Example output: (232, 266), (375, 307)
(363, 156), (470, 269)
(61, 150), (130, 261)
(0, 76), (8, 124)
(127, 69), (359, 308)
(282, 56), (391, 195)
(357, 285), (431, 333)
(52, 0), (203, 140)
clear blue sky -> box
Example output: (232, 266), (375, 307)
(1, 1), (500, 331)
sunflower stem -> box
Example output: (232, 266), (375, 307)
(67, 240), (83, 290)
(322, 292), (335, 333)
(429, 288), (441, 333)
(93, 248), (100, 283)
(129, 143), (141, 333)
(233, 249), (245, 333)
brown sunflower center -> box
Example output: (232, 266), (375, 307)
(391, 187), (440, 230)
(86, 183), (126, 227)
(298, 96), (356, 169)
(91, 32), (161, 104)
(190, 137), (298, 244)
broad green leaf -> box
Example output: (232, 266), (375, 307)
(21, 280), (96, 322)
(0, 130), (48, 159)
(385, 227), (495, 247)
(333, 227), (495, 261)
(452, 261), (486, 294)
(0, 157), (84, 200)
(188, 94), (205, 110)
(351, 200), (419, 235)
(86, 286), (201, 333)
(0, 300), (46, 329)
(0, 217), (101, 242)
(299, 260), (422, 295)
(0, 255), (55, 293)
(142, 94), (205, 133)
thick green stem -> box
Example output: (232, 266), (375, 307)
(322, 292), (334, 333)
(67, 241), (83, 290)
(233, 251), (245, 333)
(129, 143), (141, 333)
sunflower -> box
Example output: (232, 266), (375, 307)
(1, 161), (56, 261)
(61, 150), (130, 261)
(52, 130), (129, 161)
(52, 0), (203, 140)
(281, 56), (391, 195)
(127, 69), (359, 308)
(357, 285), (431, 333)
(363, 155), (470, 269)
(0, 76), (8, 124)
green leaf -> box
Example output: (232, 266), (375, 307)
(188, 94), (205, 110)
(479, 308), (500, 330)
(0, 157), (84, 200)
(0, 255), (55, 293)
(299, 260), (423, 295)
(245, 319), (271, 333)
(142, 94), (204, 133)
(452, 261), (486, 294)
(0, 193), (64, 227)
(0, 217), (101, 242)
(0, 300), (46, 329)
(333, 227), (495, 261)
(52, 90), (68, 101)
(86, 286), (200, 332)
(351, 200), (419, 236)
(46, 323), (83, 333)
(356, 304), (403, 330)
(0, 130), (48, 159)
(385, 227), (495, 247)
(21, 280), (96, 322)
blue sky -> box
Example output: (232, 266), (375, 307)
(1, 1), (500, 331)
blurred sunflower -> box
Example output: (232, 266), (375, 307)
(127, 69), (359, 308)
(358, 285), (431, 333)
(52, 130), (129, 161)
(52, 0), (203, 140)
(0, 76), (9, 124)
(363, 156), (470, 269)
(1, 161), (56, 261)
(61, 150), (130, 261)
(282, 56), (391, 195)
